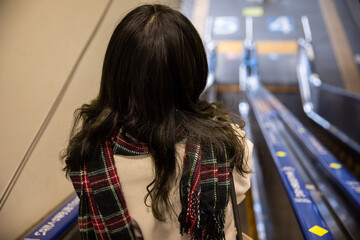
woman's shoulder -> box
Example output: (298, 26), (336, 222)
(230, 123), (253, 165)
(230, 123), (245, 136)
(230, 123), (252, 145)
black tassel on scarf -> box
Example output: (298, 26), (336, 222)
(179, 141), (232, 240)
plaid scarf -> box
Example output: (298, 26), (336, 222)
(70, 127), (232, 240)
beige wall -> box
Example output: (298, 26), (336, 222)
(0, 0), (181, 239)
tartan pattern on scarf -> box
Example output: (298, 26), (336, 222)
(69, 127), (232, 240)
(179, 142), (231, 240)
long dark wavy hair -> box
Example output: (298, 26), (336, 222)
(62, 4), (248, 221)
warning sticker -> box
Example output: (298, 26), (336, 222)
(276, 151), (287, 157)
(308, 225), (328, 236)
(329, 163), (342, 169)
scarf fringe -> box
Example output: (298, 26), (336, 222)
(179, 185), (226, 240)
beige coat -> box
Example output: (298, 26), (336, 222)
(115, 128), (253, 240)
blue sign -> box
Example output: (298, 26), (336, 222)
(268, 16), (294, 34)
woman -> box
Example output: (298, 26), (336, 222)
(62, 4), (252, 240)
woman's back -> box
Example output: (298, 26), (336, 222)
(63, 4), (253, 239)
(115, 127), (253, 240)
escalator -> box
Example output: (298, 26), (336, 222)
(206, 16), (360, 239)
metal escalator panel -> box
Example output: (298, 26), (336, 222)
(310, 82), (360, 154)
(297, 40), (360, 156)
(238, 96), (275, 240)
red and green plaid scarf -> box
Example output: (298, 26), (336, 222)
(70, 127), (232, 240)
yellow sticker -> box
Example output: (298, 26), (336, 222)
(242, 7), (264, 17)
(276, 151), (287, 157)
(298, 127), (306, 133)
(309, 225), (328, 236)
(329, 163), (342, 169)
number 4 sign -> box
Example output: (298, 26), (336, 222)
(268, 16), (294, 34)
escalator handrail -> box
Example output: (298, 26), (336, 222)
(23, 194), (79, 240)
(241, 40), (334, 238)
(264, 86), (360, 210)
(246, 83), (334, 239)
